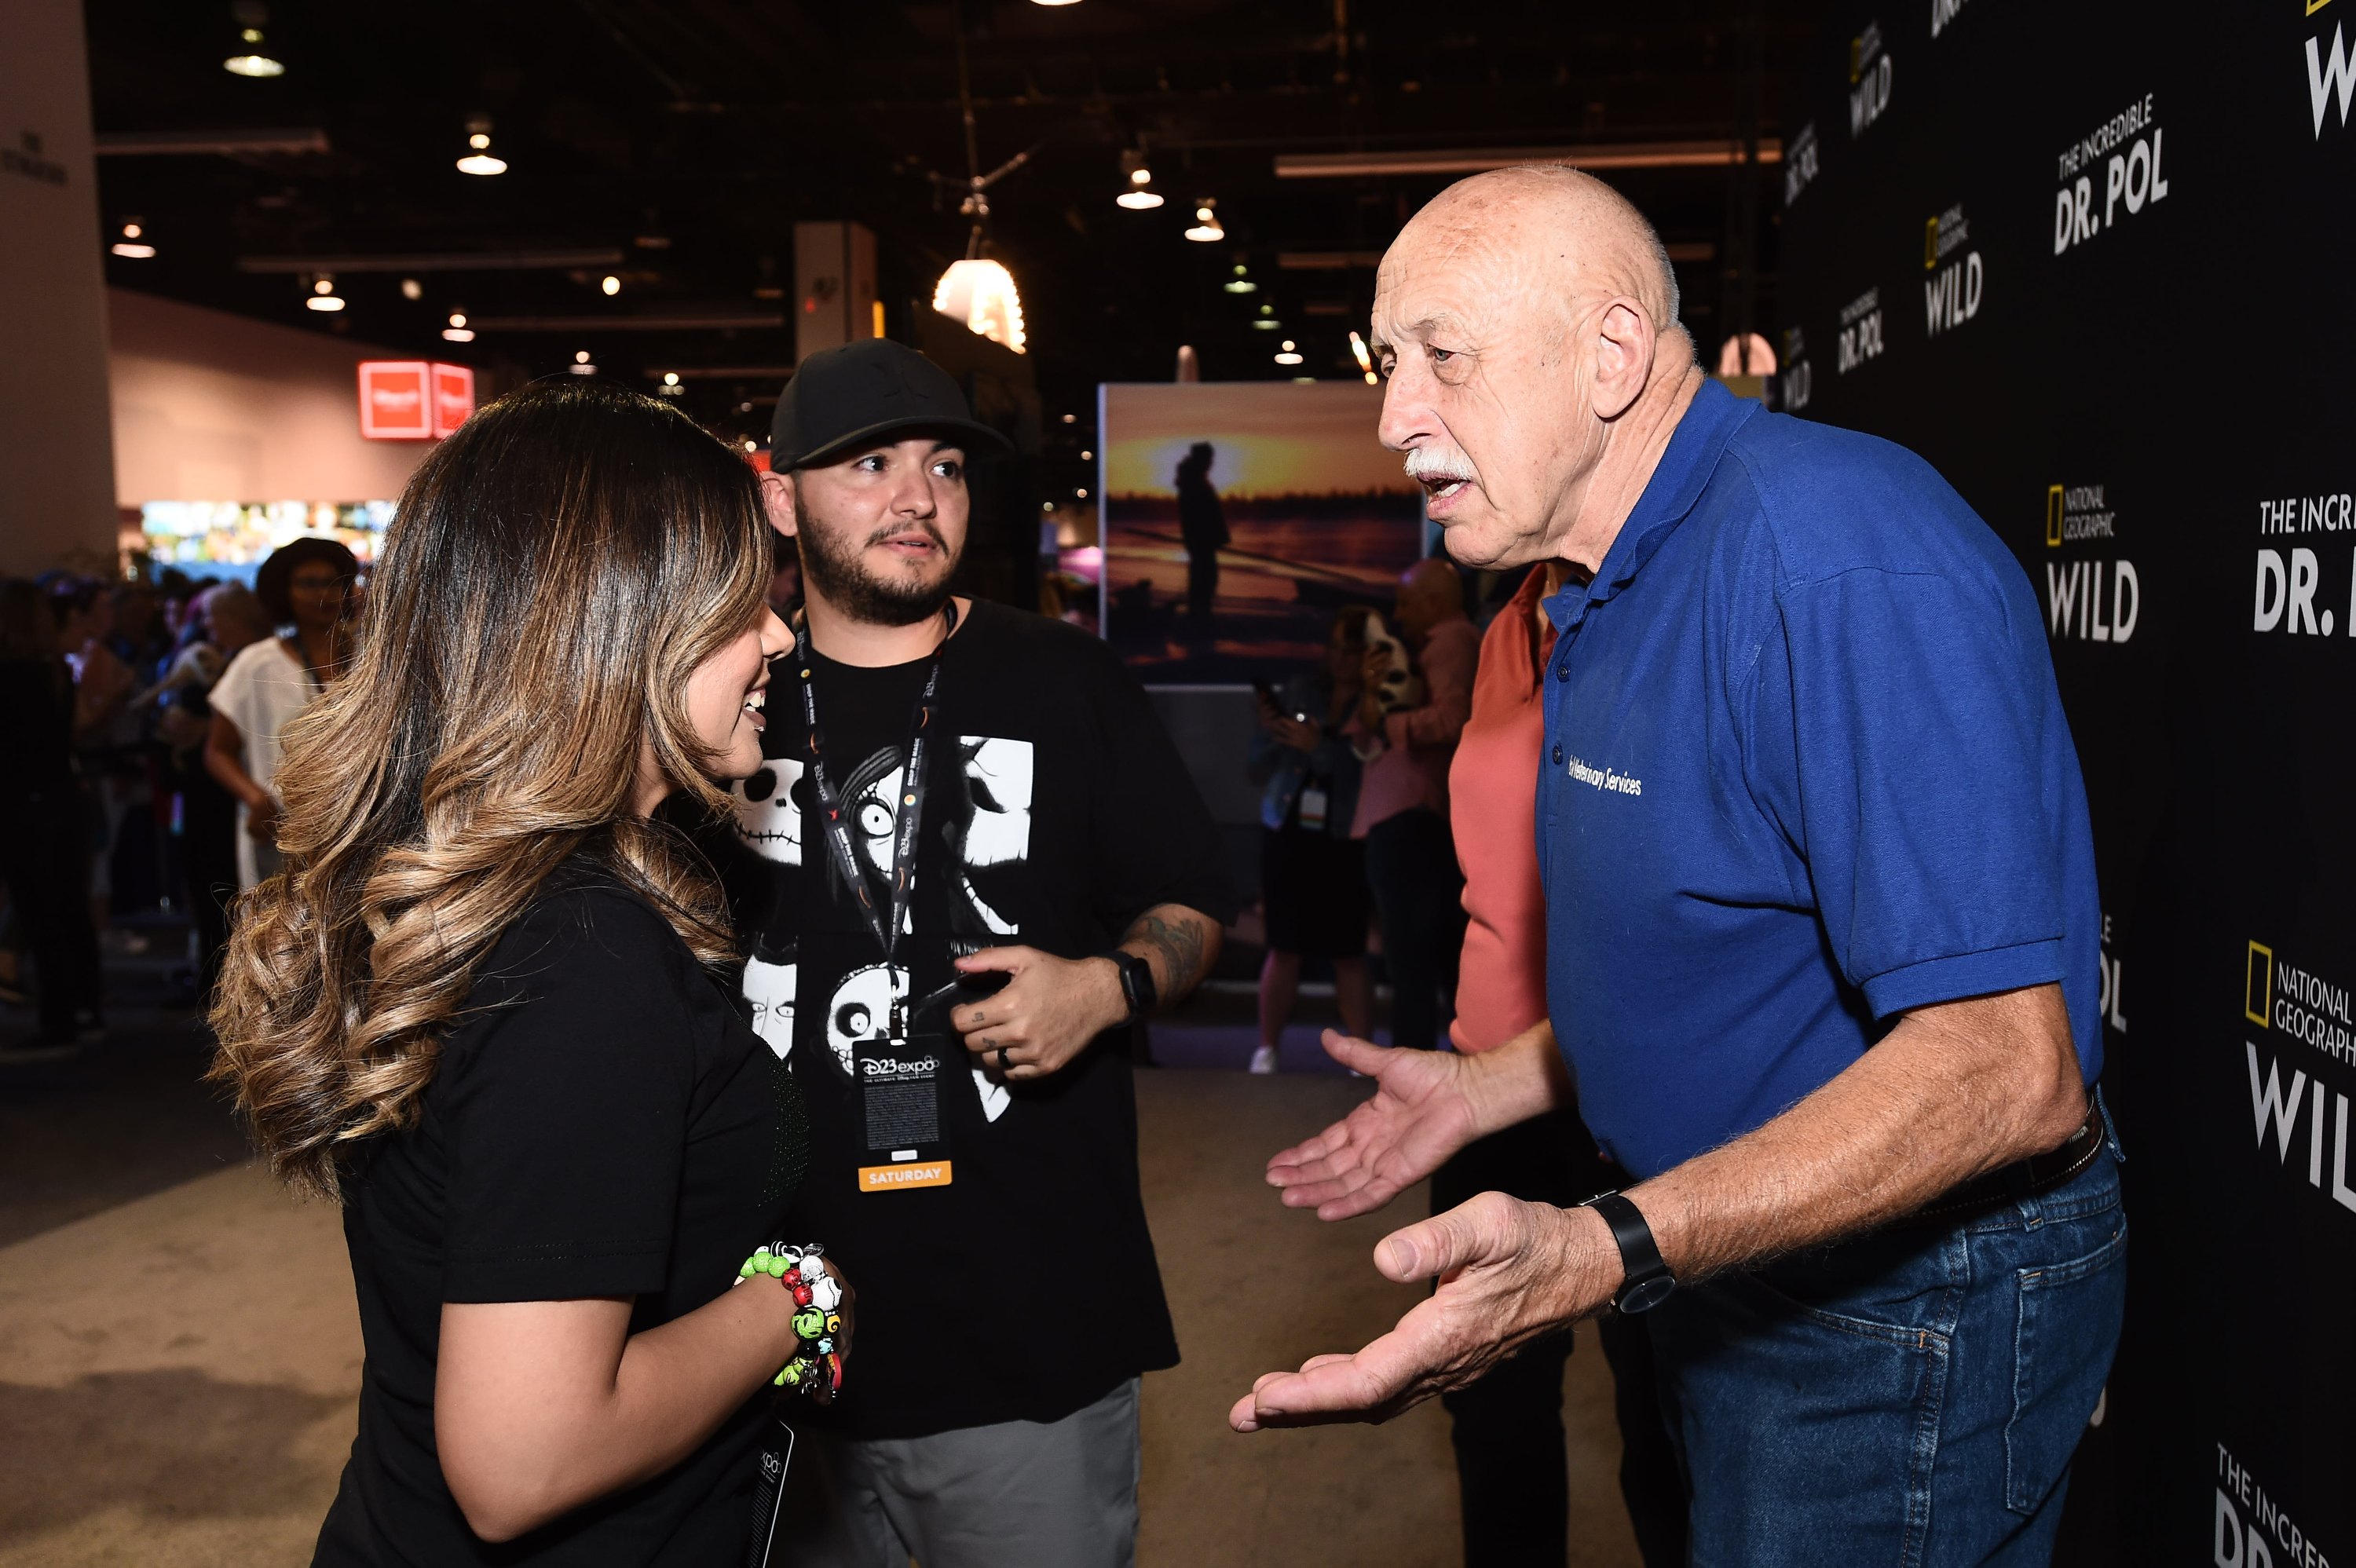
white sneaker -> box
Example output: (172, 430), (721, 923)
(1249, 1045), (1279, 1075)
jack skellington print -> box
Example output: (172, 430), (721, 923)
(728, 736), (1035, 1120)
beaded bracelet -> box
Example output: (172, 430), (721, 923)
(734, 1243), (845, 1398)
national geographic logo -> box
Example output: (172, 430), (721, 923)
(2244, 939), (2356, 1222)
(1779, 325), (1813, 411)
(1835, 288), (1884, 373)
(2054, 93), (2171, 254)
(2308, 0), (2354, 139)
(1849, 23), (1893, 137)
(1922, 205), (1984, 336)
(1784, 122), (1820, 207)
(2252, 492), (2356, 638)
(2043, 484), (2138, 643)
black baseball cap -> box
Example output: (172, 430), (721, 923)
(770, 339), (1011, 471)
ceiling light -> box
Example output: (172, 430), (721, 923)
(1223, 264), (1257, 294)
(456, 116), (507, 177)
(1031, 0), (1083, 5)
(1116, 151), (1163, 210)
(1274, 349), (1305, 366)
(575, 350), (591, 363)
(1081, 450), (1092, 460)
(601, 275), (621, 296)
(1184, 200), (1224, 243)
(223, 5), (285, 75)
(932, 257), (1027, 354)
(443, 309), (474, 342)
(1348, 331), (1374, 373)
(305, 275), (344, 311)
(663, 371), (679, 385)
(1077, 487), (1089, 499)
(111, 221), (154, 259)
(401, 277), (423, 300)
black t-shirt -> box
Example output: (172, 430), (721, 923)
(315, 861), (807, 1566)
(715, 601), (1237, 1439)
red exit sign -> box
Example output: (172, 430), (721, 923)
(358, 360), (476, 440)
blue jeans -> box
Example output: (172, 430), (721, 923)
(1646, 1144), (2126, 1567)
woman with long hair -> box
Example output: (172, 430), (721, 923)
(210, 378), (843, 1564)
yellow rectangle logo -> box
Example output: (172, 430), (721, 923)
(2046, 484), (2065, 547)
(2245, 941), (2274, 1027)
(859, 1160), (953, 1192)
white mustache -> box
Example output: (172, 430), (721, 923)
(1403, 445), (1477, 486)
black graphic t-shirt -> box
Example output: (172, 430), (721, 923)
(715, 601), (1237, 1439)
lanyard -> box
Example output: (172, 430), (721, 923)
(792, 603), (957, 992)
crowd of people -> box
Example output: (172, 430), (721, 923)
(0, 542), (358, 1059)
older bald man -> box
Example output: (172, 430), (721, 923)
(1244, 166), (2123, 1566)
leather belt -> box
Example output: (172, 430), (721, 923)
(1899, 1095), (2109, 1230)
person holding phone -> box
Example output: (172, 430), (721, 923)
(1247, 606), (1378, 1073)
(210, 378), (847, 1566)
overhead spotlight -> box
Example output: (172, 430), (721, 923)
(305, 275), (345, 312)
(222, 2), (285, 75)
(932, 258), (1027, 353)
(571, 349), (596, 375)
(1077, 487), (1089, 499)
(601, 275), (621, 296)
(1061, 413), (1077, 424)
(401, 277), (423, 300)
(1251, 304), (1282, 330)
(1184, 200), (1224, 242)
(1348, 331), (1374, 375)
(1080, 449), (1092, 460)
(1031, 0), (1083, 6)
(1116, 151), (1163, 210)
(744, 440), (758, 452)
(111, 220), (155, 259)
(659, 371), (682, 395)
(1223, 263), (1257, 294)
(441, 309), (475, 343)
(456, 115), (507, 176)
(1274, 338), (1304, 366)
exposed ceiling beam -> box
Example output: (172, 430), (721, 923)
(236, 250), (627, 275)
(470, 311), (785, 331)
(97, 128), (330, 156)
(1274, 140), (1783, 178)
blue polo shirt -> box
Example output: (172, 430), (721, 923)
(1537, 380), (2100, 1179)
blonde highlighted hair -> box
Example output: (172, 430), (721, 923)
(209, 378), (772, 1198)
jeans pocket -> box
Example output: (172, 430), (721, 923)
(2004, 1213), (2127, 1515)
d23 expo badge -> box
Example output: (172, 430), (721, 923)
(854, 1032), (953, 1192)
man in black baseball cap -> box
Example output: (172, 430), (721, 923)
(728, 338), (1237, 1565)
(763, 339), (1010, 630)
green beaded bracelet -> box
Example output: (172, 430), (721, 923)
(733, 1242), (843, 1400)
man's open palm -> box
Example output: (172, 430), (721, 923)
(1264, 1030), (1482, 1219)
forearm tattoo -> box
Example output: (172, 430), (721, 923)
(1126, 906), (1213, 1003)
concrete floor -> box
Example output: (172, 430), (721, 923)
(0, 952), (1642, 1567)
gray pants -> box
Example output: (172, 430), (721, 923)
(784, 1378), (1140, 1568)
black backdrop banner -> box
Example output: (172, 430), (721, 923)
(1780, 3), (2356, 1563)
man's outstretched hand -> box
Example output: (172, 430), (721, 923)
(1264, 1030), (1483, 1220)
(1228, 1191), (1619, 1431)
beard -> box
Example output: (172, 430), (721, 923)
(795, 512), (960, 627)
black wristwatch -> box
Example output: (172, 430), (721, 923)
(1104, 951), (1158, 1023)
(1584, 1191), (1676, 1314)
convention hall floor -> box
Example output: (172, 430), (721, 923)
(0, 943), (1641, 1567)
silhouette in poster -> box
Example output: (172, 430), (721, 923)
(1175, 441), (1229, 635)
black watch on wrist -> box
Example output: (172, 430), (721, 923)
(1104, 951), (1158, 1023)
(1584, 1190), (1676, 1314)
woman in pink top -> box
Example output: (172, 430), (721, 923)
(1432, 563), (1687, 1568)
